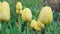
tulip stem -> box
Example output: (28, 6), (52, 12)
(0, 22), (2, 34)
(27, 22), (30, 34)
(18, 15), (21, 34)
(1, 22), (4, 34)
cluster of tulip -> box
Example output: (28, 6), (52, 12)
(0, 1), (53, 32)
(30, 6), (53, 31)
(16, 2), (53, 31)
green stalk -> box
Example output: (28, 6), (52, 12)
(1, 22), (4, 34)
(32, 30), (35, 34)
(26, 21), (30, 34)
(18, 15), (21, 34)
(0, 21), (2, 34)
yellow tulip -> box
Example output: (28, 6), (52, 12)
(30, 19), (37, 28)
(39, 6), (53, 24)
(16, 2), (22, 14)
(30, 19), (41, 31)
(0, 2), (10, 21)
(37, 19), (45, 28)
(22, 8), (32, 21)
(0, 2), (2, 13)
(34, 25), (41, 31)
(16, 9), (22, 14)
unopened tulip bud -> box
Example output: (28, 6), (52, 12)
(0, 2), (10, 21)
(16, 2), (22, 14)
(22, 8), (32, 21)
(39, 6), (53, 24)
(37, 19), (45, 28)
(30, 19), (41, 31)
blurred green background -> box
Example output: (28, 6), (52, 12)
(0, 0), (60, 34)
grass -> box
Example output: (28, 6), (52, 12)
(0, 0), (60, 34)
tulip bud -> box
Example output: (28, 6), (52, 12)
(37, 19), (45, 28)
(0, 2), (10, 21)
(30, 19), (41, 31)
(30, 19), (37, 28)
(16, 9), (22, 14)
(34, 25), (41, 31)
(0, 2), (2, 13)
(39, 6), (53, 24)
(16, 2), (22, 14)
(22, 8), (32, 21)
